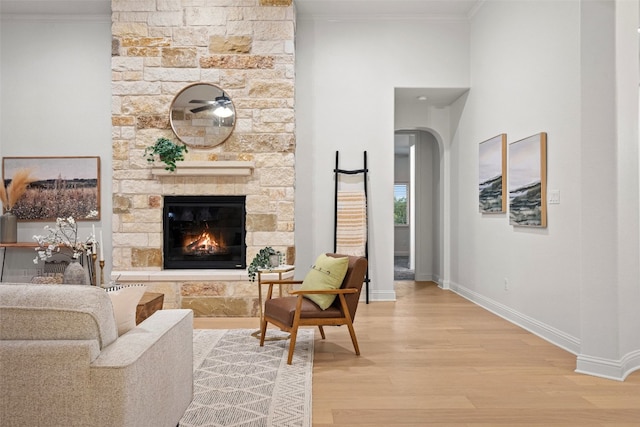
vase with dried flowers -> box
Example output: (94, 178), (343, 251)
(32, 212), (98, 285)
(0, 169), (36, 243)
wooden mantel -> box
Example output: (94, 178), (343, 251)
(151, 161), (254, 177)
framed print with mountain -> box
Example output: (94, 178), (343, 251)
(479, 134), (507, 213)
(508, 133), (547, 227)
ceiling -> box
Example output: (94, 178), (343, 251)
(395, 87), (469, 109)
(0, 0), (482, 19)
(394, 87), (469, 154)
(0, 0), (110, 16)
(295, 0), (481, 20)
(0, 0), (476, 107)
(0, 0), (477, 155)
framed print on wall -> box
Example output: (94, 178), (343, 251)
(2, 156), (100, 221)
(479, 134), (507, 213)
(508, 133), (547, 227)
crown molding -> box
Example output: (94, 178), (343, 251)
(0, 13), (110, 23)
(296, 13), (471, 23)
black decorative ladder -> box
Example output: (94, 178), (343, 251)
(333, 151), (370, 303)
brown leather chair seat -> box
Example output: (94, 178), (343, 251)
(265, 296), (343, 324)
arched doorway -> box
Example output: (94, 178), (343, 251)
(394, 129), (442, 283)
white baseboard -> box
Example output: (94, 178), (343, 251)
(576, 349), (640, 381)
(361, 288), (396, 302)
(414, 273), (434, 282)
(363, 277), (640, 381)
(449, 280), (580, 355)
(448, 283), (640, 381)
(438, 278), (451, 290)
(449, 280), (640, 381)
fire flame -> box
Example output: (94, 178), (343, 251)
(183, 231), (227, 254)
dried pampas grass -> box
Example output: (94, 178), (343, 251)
(0, 180), (6, 208)
(1, 168), (36, 213)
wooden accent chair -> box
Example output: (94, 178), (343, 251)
(259, 253), (368, 364)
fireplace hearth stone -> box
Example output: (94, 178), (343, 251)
(109, 268), (295, 317)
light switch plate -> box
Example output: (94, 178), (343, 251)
(549, 189), (560, 204)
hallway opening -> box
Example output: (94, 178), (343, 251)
(394, 129), (440, 282)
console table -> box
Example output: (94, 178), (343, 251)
(0, 242), (96, 284)
(0, 242), (39, 282)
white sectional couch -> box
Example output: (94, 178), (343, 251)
(0, 284), (193, 427)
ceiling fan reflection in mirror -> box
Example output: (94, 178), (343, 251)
(169, 82), (236, 148)
(188, 96), (233, 118)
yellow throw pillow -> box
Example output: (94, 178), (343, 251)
(106, 284), (147, 335)
(300, 254), (349, 310)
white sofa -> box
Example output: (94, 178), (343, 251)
(0, 284), (193, 427)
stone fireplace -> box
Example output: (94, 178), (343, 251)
(110, 0), (295, 316)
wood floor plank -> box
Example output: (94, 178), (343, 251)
(194, 281), (640, 425)
(330, 408), (640, 424)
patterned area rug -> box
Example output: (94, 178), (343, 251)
(179, 329), (313, 427)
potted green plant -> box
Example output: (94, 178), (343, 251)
(144, 137), (189, 171)
(247, 246), (282, 282)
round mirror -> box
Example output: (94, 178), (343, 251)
(169, 83), (236, 148)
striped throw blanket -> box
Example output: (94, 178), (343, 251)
(336, 191), (367, 257)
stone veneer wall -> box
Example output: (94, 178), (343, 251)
(111, 0), (295, 316)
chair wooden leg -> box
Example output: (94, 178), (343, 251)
(287, 327), (298, 364)
(259, 317), (268, 347)
(346, 321), (360, 355)
(318, 325), (326, 339)
(286, 295), (305, 364)
(336, 293), (360, 355)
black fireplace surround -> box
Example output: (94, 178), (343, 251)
(163, 195), (246, 269)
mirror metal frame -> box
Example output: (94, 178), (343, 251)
(169, 83), (236, 148)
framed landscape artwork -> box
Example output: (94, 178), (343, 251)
(508, 133), (547, 227)
(479, 134), (507, 213)
(2, 156), (100, 221)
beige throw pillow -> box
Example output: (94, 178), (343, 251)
(300, 254), (349, 310)
(106, 284), (147, 336)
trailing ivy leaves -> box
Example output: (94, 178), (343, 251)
(247, 246), (282, 282)
(144, 137), (189, 171)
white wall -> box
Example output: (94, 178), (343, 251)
(576, 0), (620, 371)
(453, 0), (640, 379)
(295, 18), (470, 300)
(0, 17), (113, 281)
(452, 0), (583, 350)
(575, 0), (640, 379)
(614, 0), (640, 366)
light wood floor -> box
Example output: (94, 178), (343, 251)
(194, 281), (640, 426)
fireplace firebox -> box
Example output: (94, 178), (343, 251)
(163, 195), (246, 269)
